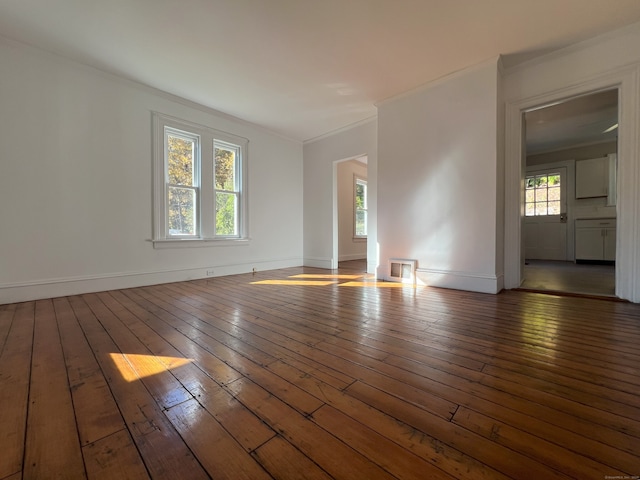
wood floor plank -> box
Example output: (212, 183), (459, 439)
(101, 289), (277, 453)
(145, 284), (356, 389)
(118, 288), (326, 416)
(53, 296), (127, 446)
(164, 398), (272, 480)
(68, 295), (210, 480)
(0, 303), (16, 356)
(252, 436), (333, 480)
(23, 299), (86, 479)
(226, 377), (396, 480)
(82, 293), (192, 410)
(0, 302), (35, 479)
(265, 359), (511, 480)
(2, 262), (639, 480)
(311, 404), (456, 480)
(82, 429), (151, 480)
(452, 406), (631, 478)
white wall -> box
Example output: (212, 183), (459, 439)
(503, 22), (640, 302)
(0, 37), (303, 304)
(377, 59), (503, 293)
(337, 159), (367, 261)
(303, 120), (377, 272)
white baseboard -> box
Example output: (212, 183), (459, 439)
(0, 257), (302, 305)
(338, 253), (367, 262)
(416, 268), (504, 294)
(303, 257), (334, 269)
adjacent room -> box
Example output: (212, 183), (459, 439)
(1, 1), (640, 479)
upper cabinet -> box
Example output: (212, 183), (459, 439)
(575, 154), (617, 205)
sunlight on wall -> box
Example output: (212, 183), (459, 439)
(109, 353), (194, 382)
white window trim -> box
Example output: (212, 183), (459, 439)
(354, 175), (367, 239)
(152, 112), (249, 247)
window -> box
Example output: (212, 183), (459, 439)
(354, 177), (367, 237)
(153, 113), (248, 245)
(525, 173), (561, 216)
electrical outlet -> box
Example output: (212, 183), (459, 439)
(206, 269), (215, 276)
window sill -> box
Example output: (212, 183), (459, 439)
(150, 238), (250, 249)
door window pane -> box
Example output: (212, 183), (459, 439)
(525, 172), (562, 216)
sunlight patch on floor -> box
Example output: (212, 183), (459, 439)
(110, 353), (194, 382)
(250, 280), (339, 286)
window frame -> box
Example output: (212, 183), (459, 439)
(152, 112), (249, 248)
(354, 175), (368, 239)
(525, 171), (562, 217)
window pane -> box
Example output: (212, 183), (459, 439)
(548, 174), (561, 186)
(356, 182), (366, 209)
(168, 187), (196, 235)
(216, 192), (237, 235)
(536, 188), (548, 202)
(168, 135), (195, 186)
(525, 177), (535, 189)
(535, 176), (548, 188)
(356, 210), (367, 236)
(548, 201), (561, 215)
(215, 146), (236, 191)
(548, 186), (560, 201)
(525, 190), (535, 203)
(525, 203), (535, 216)
(535, 202), (548, 215)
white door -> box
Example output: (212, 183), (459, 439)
(523, 167), (567, 261)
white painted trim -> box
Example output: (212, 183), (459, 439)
(376, 56), (501, 108)
(416, 268), (504, 294)
(303, 257), (334, 269)
(504, 66), (639, 302)
(503, 21), (640, 77)
(339, 253), (367, 262)
(303, 116), (377, 145)
(0, 257), (303, 305)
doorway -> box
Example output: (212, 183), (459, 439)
(520, 90), (618, 297)
(333, 156), (368, 270)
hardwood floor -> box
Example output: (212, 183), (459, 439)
(1, 263), (639, 479)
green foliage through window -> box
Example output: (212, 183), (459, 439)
(355, 178), (367, 237)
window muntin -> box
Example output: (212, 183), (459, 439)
(525, 173), (561, 216)
(153, 113), (248, 245)
(355, 177), (367, 237)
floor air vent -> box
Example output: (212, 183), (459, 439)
(388, 259), (417, 283)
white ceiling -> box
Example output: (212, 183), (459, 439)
(1, 1), (640, 142)
(525, 89), (619, 155)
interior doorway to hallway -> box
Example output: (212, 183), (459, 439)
(333, 156), (368, 270)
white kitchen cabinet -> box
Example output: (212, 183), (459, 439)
(575, 218), (616, 261)
(576, 157), (609, 198)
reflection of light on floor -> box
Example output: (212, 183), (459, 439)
(289, 274), (364, 280)
(339, 281), (417, 288)
(109, 353), (194, 382)
(250, 273), (418, 288)
(250, 280), (338, 286)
